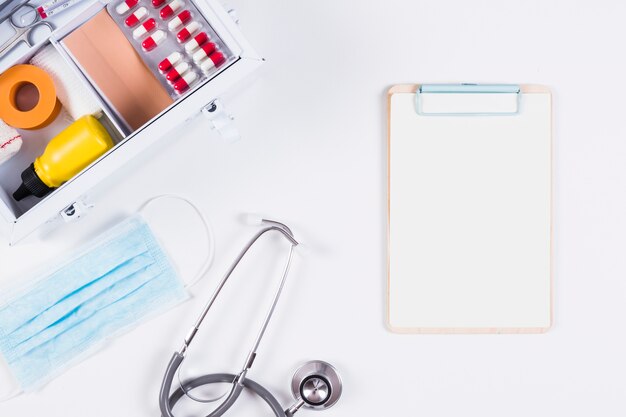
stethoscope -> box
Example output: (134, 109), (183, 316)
(159, 219), (343, 417)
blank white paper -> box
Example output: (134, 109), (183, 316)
(388, 90), (552, 332)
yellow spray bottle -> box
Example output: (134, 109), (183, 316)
(13, 115), (114, 201)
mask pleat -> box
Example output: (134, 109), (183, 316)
(0, 216), (189, 392)
(0, 223), (151, 337)
(12, 262), (186, 390)
(7, 261), (161, 361)
(1, 253), (155, 354)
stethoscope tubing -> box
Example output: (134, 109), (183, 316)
(159, 352), (287, 417)
(160, 221), (298, 417)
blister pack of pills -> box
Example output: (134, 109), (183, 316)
(107, 0), (233, 98)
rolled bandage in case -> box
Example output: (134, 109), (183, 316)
(30, 45), (103, 120)
(0, 119), (22, 166)
(13, 115), (114, 201)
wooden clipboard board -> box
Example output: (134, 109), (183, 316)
(387, 84), (553, 334)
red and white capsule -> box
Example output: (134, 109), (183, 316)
(158, 51), (183, 72)
(165, 62), (191, 82)
(159, 0), (183, 19)
(125, 7), (147, 27)
(199, 52), (226, 73)
(176, 21), (201, 43)
(184, 32), (208, 53)
(133, 18), (156, 39)
(142, 30), (166, 51)
(152, 0), (165, 7)
(173, 71), (197, 94)
(115, 0), (138, 15)
(167, 10), (191, 31)
(192, 42), (216, 62)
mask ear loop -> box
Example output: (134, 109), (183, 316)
(0, 342), (21, 402)
(138, 194), (215, 288)
(0, 387), (21, 402)
(0, 383), (21, 402)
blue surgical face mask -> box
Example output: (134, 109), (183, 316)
(0, 215), (191, 394)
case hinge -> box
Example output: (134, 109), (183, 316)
(227, 8), (239, 24)
(201, 99), (240, 142)
(60, 200), (94, 223)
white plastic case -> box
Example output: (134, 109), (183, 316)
(0, 0), (262, 245)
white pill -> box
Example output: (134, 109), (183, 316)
(192, 42), (216, 62)
(165, 62), (191, 82)
(116, 0), (138, 15)
(142, 30), (167, 51)
(132, 18), (156, 39)
(158, 51), (183, 72)
(124, 6), (147, 27)
(199, 51), (225, 72)
(173, 71), (198, 93)
(184, 31), (208, 53)
(167, 10), (191, 31)
(159, 0), (183, 19)
(199, 58), (214, 72)
(176, 21), (201, 43)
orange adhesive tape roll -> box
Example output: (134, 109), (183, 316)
(0, 64), (61, 130)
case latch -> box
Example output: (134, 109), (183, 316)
(60, 200), (94, 223)
(219, 1), (239, 24)
(227, 8), (239, 24)
(202, 99), (240, 142)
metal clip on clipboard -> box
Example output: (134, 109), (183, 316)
(416, 84), (521, 116)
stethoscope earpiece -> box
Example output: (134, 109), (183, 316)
(288, 360), (342, 414)
(241, 212), (264, 226)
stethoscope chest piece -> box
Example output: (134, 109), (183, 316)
(160, 221), (345, 417)
(291, 361), (342, 411)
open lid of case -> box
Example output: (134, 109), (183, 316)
(0, 0), (263, 245)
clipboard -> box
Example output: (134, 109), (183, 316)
(387, 84), (552, 334)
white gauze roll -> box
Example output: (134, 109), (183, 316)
(0, 120), (22, 166)
(30, 45), (102, 120)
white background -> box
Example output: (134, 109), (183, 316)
(0, 0), (625, 416)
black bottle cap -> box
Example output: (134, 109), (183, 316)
(12, 163), (53, 201)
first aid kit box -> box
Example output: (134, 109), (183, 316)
(0, 0), (262, 244)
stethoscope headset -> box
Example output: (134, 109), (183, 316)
(159, 218), (343, 417)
